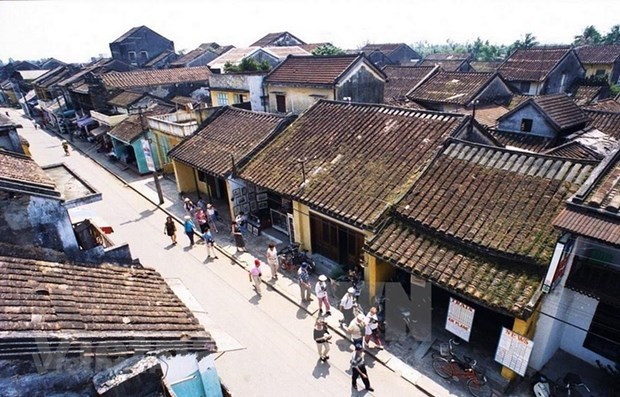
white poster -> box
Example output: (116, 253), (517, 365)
(141, 138), (155, 172)
(445, 297), (475, 342)
(494, 327), (534, 376)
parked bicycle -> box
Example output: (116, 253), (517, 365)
(532, 372), (591, 397)
(277, 243), (316, 273)
(432, 338), (492, 397)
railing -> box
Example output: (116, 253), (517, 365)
(90, 110), (128, 127)
(147, 111), (198, 137)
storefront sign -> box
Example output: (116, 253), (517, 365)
(542, 239), (572, 293)
(445, 297), (475, 342)
(495, 327), (534, 376)
(141, 138), (155, 172)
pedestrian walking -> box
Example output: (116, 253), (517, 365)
(313, 317), (331, 362)
(183, 215), (196, 247)
(249, 259), (262, 295)
(298, 262), (312, 302)
(350, 345), (374, 392)
(4, 111), (8, 117)
(61, 140), (70, 156)
(265, 243), (279, 280)
(232, 221), (246, 252)
(194, 208), (208, 233)
(206, 203), (218, 233)
(315, 275), (331, 316)
(34, 123), (38, 130)
(197, 198), (207, 212)
(364, 307), (384, 349)
(235, 211), (247, 232)
(339, 287), (357, 327)
(347, 313), (366, 349)
(164, 216), (177, 245)
(183, 197), (195, 213)
(202, 227), (218, 259)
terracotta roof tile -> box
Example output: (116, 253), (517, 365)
(0, 150), (59, 198)
(530, 94), (590, 130)
(583, 98), (620, 113)
(490, 130), (554, 152)
(499, 46), (572, 82)
(264, 55), (363, 85)
(108, 91), (146, 107)
(102, 66), (212, 89)
(250, 32), (305, 47)
(365, 220), (543, 317)
(424, 53), (469, 61)
(108, 107), (173, 143)
(417, 59), (468, 71)
(470, 61), (501, 73)
(169, 107), (291, 178)
(585, 110), (620, 139)
(408, 71), (499, 106)
(382, 65), (437, 104)
(571, 85), (604, 106)
(0, 254), (215, 357)
(239, 100), (472, 228)
(554, 208), (620, 245)
(544, 141), (604, 161)
(575, 45), (620, 64)
(397, 140), (597, 265)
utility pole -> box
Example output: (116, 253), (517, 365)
(138, 106), (164, 204)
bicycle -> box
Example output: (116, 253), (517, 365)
(432, 339), (492, 397)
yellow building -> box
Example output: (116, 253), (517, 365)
(575, 44), (620, 83)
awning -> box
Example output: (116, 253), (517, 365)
(89, 125), (109, 137)
(76, 117), (95, 127)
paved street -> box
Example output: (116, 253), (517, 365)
(11, 109), (429, 397)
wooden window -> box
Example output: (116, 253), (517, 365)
(217, 93), (229, 106)
(520, 118), (533, 132)
(275, 94), (286, 113)
(128, 51), (136, 62)
(519, 81), (531, 94)
(140, 51), (149, 62)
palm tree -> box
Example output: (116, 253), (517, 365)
(574, 25), (603, 45)
(604, 25), (620, 45)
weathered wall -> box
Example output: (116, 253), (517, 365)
(476, 77), (513, 106)
(0, 192), (79, 253)
(266, 85), (333, 114)
(389, 46), (421, 65)
(109, 29), (174, 68)
(336, 64), (384, 104)
(497, 103), (557, 137)
(543, 52), (585, 94)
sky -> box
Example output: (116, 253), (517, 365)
(1, 0), (619, 64)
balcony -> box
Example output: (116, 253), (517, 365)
(90, 110), (128, 127)
(147, 111), (199, 137)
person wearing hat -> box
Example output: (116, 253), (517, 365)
(249, 259), (262, 295)
(339, 287), (357, 327)
(364, 306), (384, 350)
(313, 317), (331, 362)
(347, 313), (367, 349)
(350, 345), (374, 392)
(183, 197), (195, 213)
(297, 261), (312, 302)
(206, 203), (218, 233)
(61, 140), (70, 156)
(265, 243), (279, 280)
(315, 275), (331, 316)
(183, 215), (196, 247)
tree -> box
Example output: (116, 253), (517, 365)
(312, 44), (345, 56)
(604, 25), (620, 45)
(574, 25), (603, 45)
(510, 33), (539, 52)
(223, 58), (271, 73)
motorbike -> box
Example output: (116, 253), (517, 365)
(532, 372), (591, 397)
(277, 243), (316, 274)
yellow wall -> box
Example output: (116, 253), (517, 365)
(583, 64), (613, 81)
(152, 131), (183, 174)
(366, 255), (398, 301)
(211, 89), (250, 106)
(292, 201), (312, 251)
(500, 309), (540, 380)
(266, 86), (333, 113)
(172, 160), (196, 193)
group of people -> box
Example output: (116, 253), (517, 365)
(163, 197), (220, 259)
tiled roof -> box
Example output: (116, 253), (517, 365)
(470, 105), (510, 128)
(102, 66), (212, 89)
(0, 150), (59, 199)
(0, 254), (215, 357)
(583, 98), (620, 112)
(108, 91), (145, 107)
(571, 85), (603, 106)
(143, 50), (175, 67)
(239, 100), (473, 228)
(490, 130), (554, 152)
(264, 54), (366, 85)
(498, 46), (572, 82)
(554, 149), (620, 245)
(250, 31), (305, 47)
(107, 115), (144, 143)
(169, 107), (291, 179)
(264, 46), (311, 58)
(170, 44), (233, 67)
(544, 140), (604, 160)
(208, 47), (264, 70)
(499, 94), (590, 131)
(396, 140), (596, 265)
(365, 220), (543, 318)
(470, 61), (501, 73)
(417, 59), (468, 71)
(584, 110), (620, 140)
(111, 26), (142, 43)
(382, 65), (437, 103)
(407, 71), (498, 106)
(299, 43), (330, 53)
(575, 45), (620, 64)
(424, 53), (469, 61)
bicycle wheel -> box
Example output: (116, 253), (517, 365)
(432, 357), (453, 379)
(467, 376), (492, 397)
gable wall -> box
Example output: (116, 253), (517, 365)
(497, 103), (557, 137)
(109, 29), (175, 68)
(266, 84), (333, 114)
(336, 63), (385, 104)
(389, 46), (421, 65)
(543, 52), (585, 94)
(476, 77), (513, 106)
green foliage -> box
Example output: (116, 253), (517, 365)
(604, 25), (620, 45)
(574, 25), (603, 45)
(610, 84), (620, 98)
(312, 44), (345, 56)
(223, 58), (271, 73)
(509, 33), (539, 53)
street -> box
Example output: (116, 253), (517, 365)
(11, 109), (428, 397)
